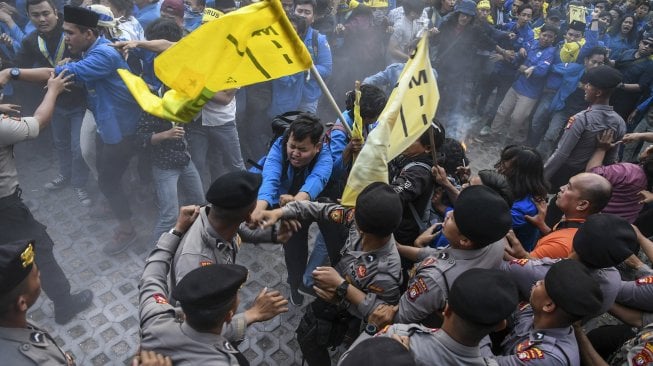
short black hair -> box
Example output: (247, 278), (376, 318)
(26, 0), (56, 13)
(145, 17), (183, 42)
(517, 4), (533, 14)
(107, 0), (135, 17)
(540, 24), (559, 36)
(344, 84), (387, 120)
(585, 46), (608, 59)
(287, 113), (324, 145)
(183, 297), (236, 332)
(441, 138), (468, 175)
(403, 0), (425, 15)
(294, 0), (316, 10)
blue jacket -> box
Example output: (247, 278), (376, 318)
(329, 112), (377, 181)
(266, 27), (332, 117)
(512, 195), (539, 251)
(544, 29), (601, 90)
(257, 136), (333, 206)
(495, 21), (534, 76)
(604, 33), (637, 60)
(549, 62), (585, 112)
(512, 40), (555, 99)
(55, 37), (142, 144)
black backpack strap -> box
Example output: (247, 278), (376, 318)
(312, 29), (319, 60)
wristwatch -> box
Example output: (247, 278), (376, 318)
(336, 280), (349, 301)
(364, 323), (378, 335)
(168, 228), (183, 238)
(10, 67), (20, 80)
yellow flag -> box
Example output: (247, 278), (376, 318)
(119, 0), (312, 122)
(341, 35), (439, 206)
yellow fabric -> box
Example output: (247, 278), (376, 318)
(202, 7), (223, 23)
(120, 0), (312, 122)
(477, 0), (490, 10)
(560, 39), (586, 62)
(340, 35), (439, 206)
(363, 0), (388, 8)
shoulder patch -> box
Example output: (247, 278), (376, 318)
(518, 301), (531, 311)
(199, 260), (214, 267)
(565, 116), (575, 129)
(368, 283), (385, 294)
(636, 276), (653, 285)
(511, 258), (530, 266)
(345, 208), (355, 223)
(407, 277), (429, 302)
(152, 293), (168, 304)
(517, 347), (545, 361)
(329, 208), (345, 224)
(631, 345), (653, 366)
(357, 264), (367, 278)
(421, 257), (437, 267)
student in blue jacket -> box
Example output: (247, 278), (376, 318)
(251, 114), (333, 306)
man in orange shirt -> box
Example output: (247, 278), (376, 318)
(505, 172), (612, 259)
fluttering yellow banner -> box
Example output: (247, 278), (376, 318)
(568, 5), (586, 24)
(119, 0), (312, 122)
(340, 35), (439, 207)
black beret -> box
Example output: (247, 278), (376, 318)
(453, 185), (512, 247)
(355, 182), (403, 236)
(573, 213), (637, 269)
(0, 240), (36, 295)
(448, 268), (519, 326)
(64, 5), (100, 28)
(581, 65), (623, 89)
(340, 337), (416, 366)
(546, 9), (562, 20)
(545, 260), (603, 319)
(206, 171), (262, 209)
(172, 263), (248, 310)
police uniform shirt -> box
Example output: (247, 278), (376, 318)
(374, 324), (498, 366)
(281, 201), (403, 319)
(500, 258), (621, 315)
(617, 275), (653, 313)
(140, 233), (241, 365)
(394, 240), (505, 324)
(0, 116), (40, 198)
(481, 303), (579, 366)
(544, 104), (626, 182)
(0, 323), (74, 366)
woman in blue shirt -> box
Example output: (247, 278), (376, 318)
(495, 145), (549, 251)
(605, 15), (638, 60)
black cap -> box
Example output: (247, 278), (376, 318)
(355, 182), (403, 236)
(448, 268), (519, 326)
(546, 9), (562, 20)
(206, 171), (262, 209)
(64, 5), (100, 28)
(581, 65), (623, 89)
(453, 185), (512, 247)
(573, 213), (637, 269)
(0, 240), (36, 295)
(340, 337), (416, 366)
(172, 263), (248, 310)
(568, 20), (586, 31)
(545, 260), (603, 319)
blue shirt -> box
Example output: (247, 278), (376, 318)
(512, 40), (555, 99)
(301, 27), (332, 105)
(511, 195), (539, 252)
(604, 33), (637, 60)
(55, 37), (142, 144)
(495, 21), (534, 75)
(135, 2), (161, 30)
(257, 136), (333, 206)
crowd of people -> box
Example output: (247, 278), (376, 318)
(2, 0), (653, 364)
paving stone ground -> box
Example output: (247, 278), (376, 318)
(14, 117), (500, 365)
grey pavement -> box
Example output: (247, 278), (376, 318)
(14, 119), (501, 365)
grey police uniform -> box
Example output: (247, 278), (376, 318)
(0, 323), (74, 365)
(617, 275), (653, 325)
(281, 201), (403, 316)
(544, 104), (626, 187)
(393, 240), (505, 325)
(500, 258), (621, 315)
(340, 323), (499, 366)
(480, 303), (580, 366)
(140, 232), (242, 365)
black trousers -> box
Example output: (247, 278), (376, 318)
(96, 135), (136, 221)
(0, 189), (71, 305)
(284, 220), (347, 291)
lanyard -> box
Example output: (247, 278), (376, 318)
(37, 33), (65, 67)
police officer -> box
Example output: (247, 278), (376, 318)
(481, 259), (603, 365)
(341, 268), (519, 366)
(139, 206), (258, 365)
(171, 171), (290, 341)
(370, 185), (513, 328)
(258, 182), (404, 366)
(501, 213), (638, 315)
(0, 70), (92, 325)
(339, 337), (416, 366)
(544, 65), (626, 197)
(0, 240), (75, 365)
